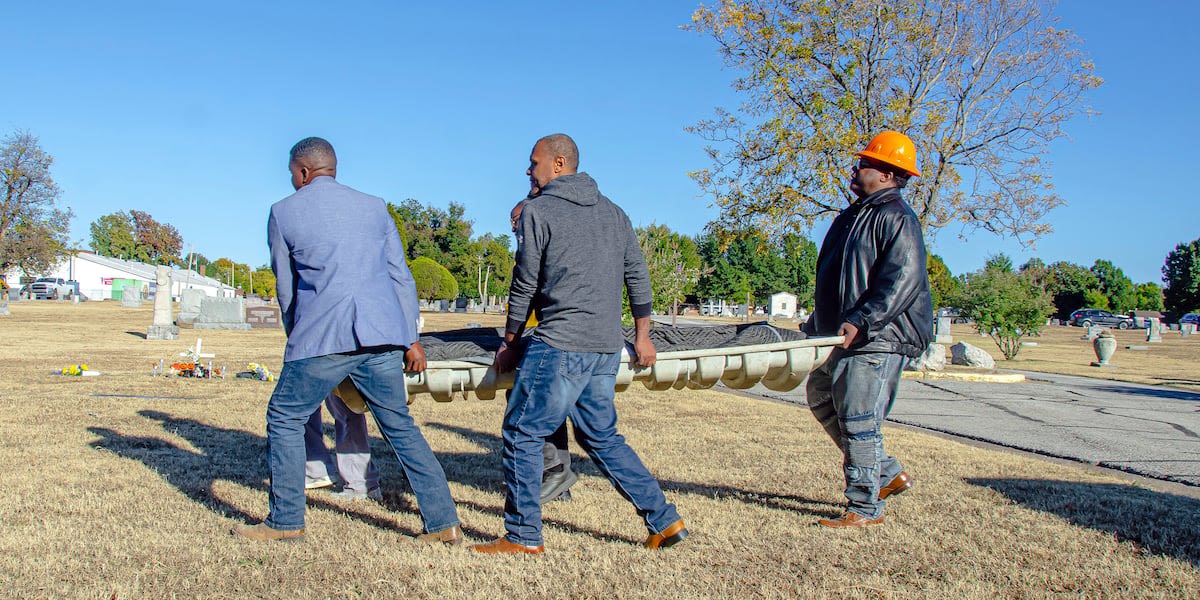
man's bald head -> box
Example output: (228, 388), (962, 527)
(288, 137), (337, 190)
(536, 133), (579, 172)
(527, 133), (580, 190)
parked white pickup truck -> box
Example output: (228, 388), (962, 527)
(30, 277), (81, 300)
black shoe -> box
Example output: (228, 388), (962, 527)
(540, 465), (578, 503)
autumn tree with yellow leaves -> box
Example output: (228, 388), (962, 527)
(687, 0), (1102, 244)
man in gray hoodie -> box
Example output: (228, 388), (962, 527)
(471, 133), (687, 554)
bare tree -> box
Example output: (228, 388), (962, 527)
(688, 0), (1102, 245)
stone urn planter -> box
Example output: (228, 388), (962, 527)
(1091, 330), (1117, 367)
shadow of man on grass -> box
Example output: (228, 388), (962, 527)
(424, 421), (843, 520)
(89, 409), (424, 535)
(967, 477), (1200, 565)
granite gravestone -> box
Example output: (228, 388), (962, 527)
(193, 297), (252, 330)
(176, 288), (206, 325)
(245, 305), (282, 328)
(934, 316), (953, 344)
(1147, 318), (1163, 343)
(120, 286), (142, 308)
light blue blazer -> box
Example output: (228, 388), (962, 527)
(268, 176), (420, 362)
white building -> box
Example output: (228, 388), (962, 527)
(770, 292), (797, 319)
(7, 252), (236, 301)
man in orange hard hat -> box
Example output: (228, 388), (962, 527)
(802, 131), (933, 527)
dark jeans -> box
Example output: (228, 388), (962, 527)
(806, 349), (906, 519)
(501, 338), (680, 546)
(264, 348), (458, 533)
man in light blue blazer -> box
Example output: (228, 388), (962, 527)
(232, 137), (462, 545)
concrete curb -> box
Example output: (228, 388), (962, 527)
(901, 370), (1026, 383)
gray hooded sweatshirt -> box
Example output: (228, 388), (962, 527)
(506, 172), (653, 353)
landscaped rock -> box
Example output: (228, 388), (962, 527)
(951, 341), (995, 369)
(906, 343), (946, 371)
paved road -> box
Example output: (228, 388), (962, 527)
(738, 371), (1200, 487)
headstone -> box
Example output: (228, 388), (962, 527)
(1081, 325), (1102, 340)
(193, 297), (252, 330)
(1125, 345), (1149, 351)
(0, 300), (8, 317)
(1050, 318), (1061, 326)
(419, 299), (430, 310)
(934, 316), (953, 344)
(176, 289), (206, 325)
(1147, 318), (1163, 343)
(146, 266), (180, 340)
(906, 343), (946, 372)
(1021, 341), (1038, 347)
(950, 341), (996, 369)
(245, 305), (282, 328)
(1183, 323), (1196, 336)
(120, 286), (143, 308)
(439, 299), (450, 312)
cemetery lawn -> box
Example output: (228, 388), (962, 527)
(0, 302), (1196, 599)
(947, 322), (1200, 391)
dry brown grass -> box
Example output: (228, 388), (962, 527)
(948, 323), (1200, 391)
(1, 302), (1198, 599)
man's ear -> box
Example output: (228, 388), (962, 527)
(553, 155), (566, 173)
(299, 166), (310, 185)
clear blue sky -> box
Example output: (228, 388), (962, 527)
(2, 1), (1196, 285)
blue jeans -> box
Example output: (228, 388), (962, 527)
(264, 348), (458, 533)
(304, 393), (380, 493)
(806, 349), (906, 520)
(502, 338), (680, 546)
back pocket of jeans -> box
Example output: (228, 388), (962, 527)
(559, 353), (591, 380)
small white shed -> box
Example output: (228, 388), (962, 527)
(770, 292), (797, 319)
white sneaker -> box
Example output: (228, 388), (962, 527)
(305, 476), (334, 490)
(330, 487), (382, 501)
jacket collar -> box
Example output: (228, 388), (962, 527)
(854, 186), (902, 208)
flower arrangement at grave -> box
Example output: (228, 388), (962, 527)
(152, 338), (224, 379)
(240, 362), (275, 381)
(58, 363), (91, 376)
(166, 361), (222, 378)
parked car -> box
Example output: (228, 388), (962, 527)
(30, 277), (69, 299)
(1180, 313), (1200, 328)
(937, 307), (969, 324)
(1070, 308), (1133, 329)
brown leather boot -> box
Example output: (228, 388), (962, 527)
(879, 471), (913, 500)
(231, 523), (306, 542)
(415, 525), (464, 546)
(644, 519), (688, 549)
(470, 537), (545, 555)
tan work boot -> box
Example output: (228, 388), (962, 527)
(415, 525), (464, 546)
(231, 522), (306, 542)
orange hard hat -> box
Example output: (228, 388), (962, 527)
(855, 131), (921, 177)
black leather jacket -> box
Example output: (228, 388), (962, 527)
(804, 187), (932, 357)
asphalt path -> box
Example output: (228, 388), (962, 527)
(736, 371), (1200, 488)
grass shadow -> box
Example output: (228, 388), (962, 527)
(424, 421), (842, 518)
(124, 330), (148, 339)
(89, 409), (428, 535)
(967, 478), (1200, 565)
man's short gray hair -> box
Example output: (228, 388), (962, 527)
(290, 137), (336, 164)
(537, 133), (579, 171)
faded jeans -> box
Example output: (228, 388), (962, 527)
(264, 347), (458, 533)
(806, 349), (906, 519)
(501, 338), (680, 546)
(304, 393), (380, 493)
